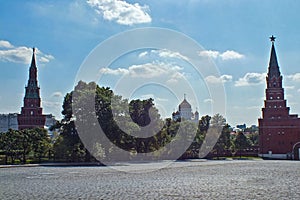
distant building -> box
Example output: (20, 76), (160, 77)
(251, 125), (258, 131)
(232, 127), (242, 133)
(0, 113), (55, 133)
(44, 114), (57, 137)
(45, 114), (56, 129)
(236, 124), (246, 130)
(0, 113), (18, 133)
(258, 36), (300, 160)
(172, 95), (199, 122)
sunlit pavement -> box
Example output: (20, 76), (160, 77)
(1, 160), (299, 199)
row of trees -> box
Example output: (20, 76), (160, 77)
(51, 81), (257, 162)
(0, 128), (51, 164)
(0, 81), (258, 164)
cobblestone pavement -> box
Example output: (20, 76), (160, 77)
(0, 160), (300, 199)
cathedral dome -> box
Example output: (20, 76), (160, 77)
(179, 99), (191, 109)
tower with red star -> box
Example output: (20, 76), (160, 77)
(17, 48), (46, 130)
(259, 36), (300, 159)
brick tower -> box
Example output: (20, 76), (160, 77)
(18, 48), (46, 130)
(258, 36), (300, 159)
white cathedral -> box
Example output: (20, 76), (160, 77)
(172, 95), (199, 122)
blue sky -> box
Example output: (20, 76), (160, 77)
(1, 0), (300, 127)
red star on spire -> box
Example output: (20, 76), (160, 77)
(270, 35), (276, 42)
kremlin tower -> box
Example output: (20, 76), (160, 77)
(258, 36), (300, 159)
(17, 48), (46, 130)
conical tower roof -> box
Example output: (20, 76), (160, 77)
(25, 48), (40, 99)
(30, 47), (37, 69)
(268, 35), (281, 78)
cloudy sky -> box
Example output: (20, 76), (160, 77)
(1, 0), (300, 127)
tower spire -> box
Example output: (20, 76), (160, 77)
(268, 35), (281, 78)
(30, 47), (37, 69)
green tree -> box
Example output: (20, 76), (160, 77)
(53, 83), (88, 162)
(198, 115), (211, 133)
(56, 81), (166, 162)
(234, 132), (251, 158)
(16, 129), (32, 164)
(199, 114), (226, 158)
(0, 130), (22, 164)
(213, 124), (231, 158)
(247, 131), (259, 146)
(179, 116), (211, 159)
(0, 128), (51, 164)
(30, 128), (51, 162)
(177, 120), (198, 159)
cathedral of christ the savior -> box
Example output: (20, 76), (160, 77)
(172, 94), (199, 123)
(258, 36), (300, 160)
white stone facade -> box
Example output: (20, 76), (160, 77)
(172, 96), (199, 122)
(0, 113), (18, 133)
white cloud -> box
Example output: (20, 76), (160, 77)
(204, 75), (233, 84)
(235, 73), (266, 87)
(166, 71), (185, 84)
(286, 73), (300, 82)
(204, 98), (214, 103)
(199, 50), (219, 59)
(130, 62), (183, 78)
(52, 92), (63, 98)
(0, 40), (14, 48)
(42, 101), (61, 108)
(138, 51), (148, 58)
(154, 49), (189, 61)
(0, 40), (54, 64)
(0, 47), (31, 63)
(199, 50), (244, 60)
(220, 50), (244, 60)
(99, 67), (130, 76)
(99, 62), (185, 83)
(138, 49), (189, 61)
(87, 0), (151, 25)
(38, 54), (55, 63)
